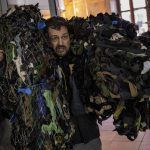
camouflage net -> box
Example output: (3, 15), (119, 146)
(68, 13), (150, 141)
(0, 4), (74, 150)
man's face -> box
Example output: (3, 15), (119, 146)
(0, 50), (4, 62)
(48, 26), (70, 57)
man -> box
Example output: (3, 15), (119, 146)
(45, 16), (101, 150)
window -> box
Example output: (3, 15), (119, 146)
(132, 0), (146, 8)
(122, 11), (131, 22)
(120, 0), (130, 11)
(117, 0), (149, 34)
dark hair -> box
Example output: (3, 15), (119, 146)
(46, 16), (68, 31)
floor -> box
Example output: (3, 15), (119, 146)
(99, 116), (150, 150)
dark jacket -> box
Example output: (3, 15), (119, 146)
(54, 49), (100, 145)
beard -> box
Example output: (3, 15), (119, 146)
(55, 45), (68, 57)
(56, 45), (67, 51)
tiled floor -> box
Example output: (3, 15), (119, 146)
(99, 117), (150, 150)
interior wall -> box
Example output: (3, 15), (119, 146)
(7, 0), (51, 18)
(86, 0), (111, 16)
(110, 0), (117, 14)
(61, 0), (111, 19)
(0, 0), (8, 15)
(61, 0), (74, 18)
(6, 0), (114, 19)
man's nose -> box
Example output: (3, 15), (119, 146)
(58, 37), (63, 45)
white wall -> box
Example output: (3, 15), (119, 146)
(110, 0), (117, 14)
(7, 0), (50, 18)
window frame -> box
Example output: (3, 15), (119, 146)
(116, 0), (150, 31)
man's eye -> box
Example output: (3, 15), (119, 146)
(51, 37), (58, 42)
(62, 35), (69, 40)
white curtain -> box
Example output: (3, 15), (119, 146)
(56, 0), (65, 11)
